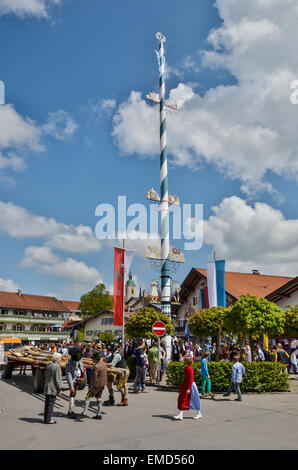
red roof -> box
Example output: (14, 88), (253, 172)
(60, 300), (81, 311)
(61, 295), (113, 311)
(0, 291), (70, 312)
(62, 320), (77, 328)
(196, 268), (294, 299)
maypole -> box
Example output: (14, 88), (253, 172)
(156, 32), (171, 320)
(156, 32), (172, 364)
(146, 33), (183, 366)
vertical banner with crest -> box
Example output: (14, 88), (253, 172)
(113, 247), (125, 326)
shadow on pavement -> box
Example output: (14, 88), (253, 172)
(19, 417), (44, 424)
(2, 373), (72, 410)
(212, 398), (233, 402)
(152, 414), (177, 421)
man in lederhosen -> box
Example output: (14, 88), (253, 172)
(81, 351), (107, 419)
(103, 343), (130, 407)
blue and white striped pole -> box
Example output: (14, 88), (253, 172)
(156, 32), (171, 320)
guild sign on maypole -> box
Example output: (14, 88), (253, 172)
(146, 32), (184, 365)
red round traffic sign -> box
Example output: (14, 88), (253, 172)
(152, 321), (166, 337)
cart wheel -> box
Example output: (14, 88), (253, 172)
(78, 371), (87, 390)
(2, 362), (14, 379)
(33, 368), (45, 393)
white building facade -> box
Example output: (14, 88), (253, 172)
(0, 291), (69, 344)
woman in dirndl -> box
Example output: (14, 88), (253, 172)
(173, 356), (202, 420)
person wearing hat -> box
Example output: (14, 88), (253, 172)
(81, 351), (107, 419)
(66, 349), (85, 419)
(109, 343), (130, 406)
(103, 343), (118, 406)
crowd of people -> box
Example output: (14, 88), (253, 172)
(40, 336), (298, 424)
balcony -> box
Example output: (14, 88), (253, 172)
(0, 330), (67, 341)
(0, 314), (65, 324)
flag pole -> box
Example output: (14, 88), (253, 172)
(122, 238), (125, 347)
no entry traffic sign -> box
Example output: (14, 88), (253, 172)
(152, 321), (166, 337)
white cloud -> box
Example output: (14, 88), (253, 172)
(203, 196), (298, 276)
(0, 104), (77, 183)
(98, 99), (117, 116)
(21, 245), (61, 267)
(43, 257), (101, 283)
(46, 226), (102, 254)
(0, 201), (101, 254)
(0, 153), (26, 172)
(0, 201), (66, 238)
(42, 110), (78, 141)
(0, 0), (64, 18)
(21, 245), (102, 284)
(0, 277), (20, 292)
(111, 0), (298, 196)
(112, 91), (158, 157)
(0, 105), (43, 152)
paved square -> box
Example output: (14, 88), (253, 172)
(0, 372), (298, 450)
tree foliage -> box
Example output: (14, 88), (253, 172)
(189, 306), (230, 338)
(79, 283), (113, 319)
(284, 305), (298, 337)
(75, 327), (85, 343)
(98, 331), (116, 344)
(225, 294), (285, 340)
(125, 306), (174, 339)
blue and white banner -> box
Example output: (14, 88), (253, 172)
(206, 260), (226, 308)
(184, 321), (190, 341)
(124, 249), (135, 287)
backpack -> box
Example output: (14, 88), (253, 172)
(261, 348), (272, 362)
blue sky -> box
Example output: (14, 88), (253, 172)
(1, 0), (298, 300)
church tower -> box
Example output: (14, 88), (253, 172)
(149, 279), (159, 302)
(125, 272), (136, 302)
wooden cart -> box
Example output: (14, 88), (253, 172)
(2, 347), (126, 393)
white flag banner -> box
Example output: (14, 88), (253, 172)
(124, 249), (135, 287)
(206, 261), (217, 308)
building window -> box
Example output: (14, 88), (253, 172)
(30, 325), (38, 332)
(200, 281), (205, 287)
(193, 297), (198, 306)
(0, 324), (5, 330)
(13, 324), (24, 332)
(0, 309), (8, 315)
(14, 310), (26, 316)
(101, 317), (113, 325)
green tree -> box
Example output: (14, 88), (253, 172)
(284, 305), (298, 337)
(189, 307), (229, 338)
(75, 327), (85, 343)
(225, 294), (285, 356)
(125, 306), (174, 339)
(79, 283), (113, 319)
(189, 307), (230, 360)
(98, 331), (116, 344)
